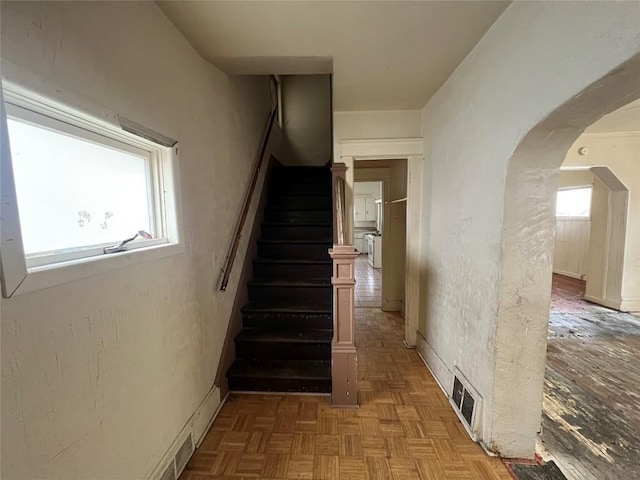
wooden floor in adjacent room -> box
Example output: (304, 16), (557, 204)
(180, 307), (512, 479)
(541, 274), (640, 480)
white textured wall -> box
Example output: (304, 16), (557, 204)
(281, 74), (331, 165)
(563, 134), (640, 311)
(0, 2), (270, 479)
(418, 1), (640, 457)
(554, 219), (591, 279)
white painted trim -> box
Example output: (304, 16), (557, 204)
(340, 137), (423, 159)
(0, 82), (185, 297)
(382, 299), (404, 312)
(15, 242), (184, 296)
(583, 294), (621, 310)
(552, 269), (584, 280)
(194, 389), (226, 448)
(147, 384), (225, 480)
(340, 137), (423, 348)
(620, 299), (640, 312)
(581, 131), (640, 138)
(0, 86), (27, 297)
(415, 332), (485, 445)
(405, 156), (422, 346)
(415, 330), (452, 396)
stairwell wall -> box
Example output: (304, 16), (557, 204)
(0, 2), (272, 479)
(281, 74), (332, 166)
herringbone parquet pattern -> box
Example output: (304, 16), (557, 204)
(180, 308), (513, 479)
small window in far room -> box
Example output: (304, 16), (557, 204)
(556, 186), (592, 218)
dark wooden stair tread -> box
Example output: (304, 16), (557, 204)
(242, 301), (331, 314)
(265, 206), (332, 211)
(228, 359), (331, 380)
(257, 239), (332, 244)
(248, 278), (331, 287)
(262, 222), (332, 226)
(253, 258), (331, 265)
(235, 328), (332, 343)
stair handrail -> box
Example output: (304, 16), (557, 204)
(332, 164), (348, 245)
(220, 107), (277, 291)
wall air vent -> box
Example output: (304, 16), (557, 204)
(158, 461), (176, 480)
(174, 433), (194, 477)
(153, 430), (194, 480)
(450, 367), (483, 442)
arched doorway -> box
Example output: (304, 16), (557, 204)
(493, 53), (639, 464)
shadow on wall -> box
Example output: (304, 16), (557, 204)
(280, 74), (332, 166)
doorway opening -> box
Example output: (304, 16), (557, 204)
(354, 180), (383, 308)
(353, 159), (407, 315)
(539, 100), (640, 480)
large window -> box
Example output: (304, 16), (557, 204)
(1, 86), (182, 296)
(556, 186), (592, 218)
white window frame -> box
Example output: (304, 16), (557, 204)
(1, 84), (184, 297)
(555, 185), (593, 219)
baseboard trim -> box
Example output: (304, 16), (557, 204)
(552, 269), (584, 280)
(620, 299), (640, 313)
(583, 294), (621, 311)
(414, 330), (451, 398)
(148, 384), (225, 480)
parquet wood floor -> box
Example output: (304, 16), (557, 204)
(181, 308), (513, 479)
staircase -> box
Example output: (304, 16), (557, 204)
(226, 166), (334, 393)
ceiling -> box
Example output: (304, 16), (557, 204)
(158, 1), (510, 111)
(585, 98), (640, 134)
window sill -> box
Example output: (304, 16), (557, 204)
(10, 242), (184, 297)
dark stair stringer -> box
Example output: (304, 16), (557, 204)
(227, 166), (333, 393)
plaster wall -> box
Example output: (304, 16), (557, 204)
(0, 2), (271, 479)
(418, 0), (640, 457)
(563, 134), (640, 311)
(281, 74), (331, 166)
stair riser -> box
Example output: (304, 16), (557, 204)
(228, 376), (332, 393)
(242, 312), (333, 330)
(235, 341), (331, 361)
(270, 182), (331, 195)
(264, 210), (332, 224)
(248, 285), (332, 303)
(253, 262), (333, 279)
(268, 195), (332, 210)
(258, 242), (332, 260)
(272, 169), (331, 181)
(261, 224), (333, 241)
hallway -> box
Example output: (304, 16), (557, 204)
(181, 306), (512, 479)
(541, 274), (640, 480)
(355, 255), (381, 308)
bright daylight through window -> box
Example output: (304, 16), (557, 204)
(3, 99), (176, 271)
(556, 186), (592, 218)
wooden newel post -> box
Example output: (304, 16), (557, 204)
(330, 162), (358, 408)
(330, 245), (359, 407)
